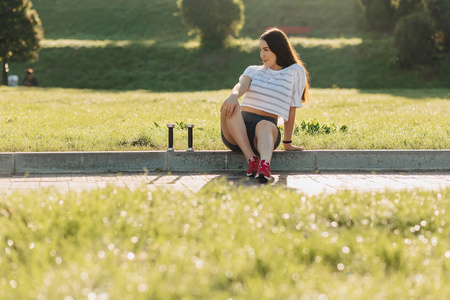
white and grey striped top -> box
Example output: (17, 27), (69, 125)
(240, 63), (306, 121)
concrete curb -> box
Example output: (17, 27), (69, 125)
(1, 150), (449, 174)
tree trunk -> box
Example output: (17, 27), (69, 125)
(1, 61), (8, 86)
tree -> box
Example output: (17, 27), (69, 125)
(394, 0), (424, 21)
(359, 0), (424, 33)
(177, 0), (245, 49)
(425, 0), (450, 52)
(394, 13), (437, 67)
(359, 0), (396, 32)
(0, 0), (43, 85)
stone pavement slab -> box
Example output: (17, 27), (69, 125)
(0, 171), (449, 196)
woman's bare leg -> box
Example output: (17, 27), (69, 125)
(221, 108), (256, 161)
(254, 121), (278, 162)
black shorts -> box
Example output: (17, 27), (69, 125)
(221, 111), (281, 154)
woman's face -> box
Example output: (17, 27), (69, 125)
(259, 39), (282, 70)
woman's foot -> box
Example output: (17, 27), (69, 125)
(256, 159), (271, 182)
(247, 156), (259, 177)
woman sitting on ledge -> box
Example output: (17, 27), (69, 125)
(220, 28), (310, 182)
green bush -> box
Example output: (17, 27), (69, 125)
(394, 13), (437, 67)
(177, 0), (245, 49)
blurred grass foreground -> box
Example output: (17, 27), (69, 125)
(1, 184), (450, 299)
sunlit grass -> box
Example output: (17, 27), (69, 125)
(0, 87), (449, 152)
(235, 37), (363, 52)
(41, 39), (157, 48)
(1, 184), (449, 299)
(40, 36), (362, 53)
(42, 36), (364, 52)
(290, 37), (363, 48)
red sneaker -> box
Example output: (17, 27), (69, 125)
(256, 159), (271, 182)
(247, 156), (259, 177)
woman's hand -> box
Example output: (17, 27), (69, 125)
(283, 143), (305, 151)
(220, 94), (240, 119)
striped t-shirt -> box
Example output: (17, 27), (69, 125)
(240, 63), (306, 121)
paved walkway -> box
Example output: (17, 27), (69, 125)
(1, 172), (449, 195)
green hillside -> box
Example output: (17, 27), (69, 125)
(33, 0), (363, 40)
(7, 0), (450, 91)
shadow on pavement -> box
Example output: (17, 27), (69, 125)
(198, 172), (294, 193)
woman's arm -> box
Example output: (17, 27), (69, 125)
(283, 107), (305, 151)
(220, 75), (251, 119)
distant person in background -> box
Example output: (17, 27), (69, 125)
(220, 28), (310, 182)
(23, 69), (38, 87)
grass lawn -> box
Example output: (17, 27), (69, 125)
(1, 87), (449, 152)
(9, 36), (450, 92)
(8, 0), (449, 91)
(1, 184), (449, 299)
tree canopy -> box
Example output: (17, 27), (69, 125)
(0, 0), (43, 85)
(178, 0), (245, 49)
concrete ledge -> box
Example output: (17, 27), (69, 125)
(1, 150), (449, 174)
(168, 151), (228, 172)
(272, 151), (316, 172)
(14, 151), (166, 174)
(315, 150), (450, 172)
(0, 153), (14, 175)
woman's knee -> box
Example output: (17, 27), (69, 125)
(255, 120), (276, 135)
(221, 110), (235, 126)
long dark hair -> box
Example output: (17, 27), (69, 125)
(260, 28), (310, 103)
